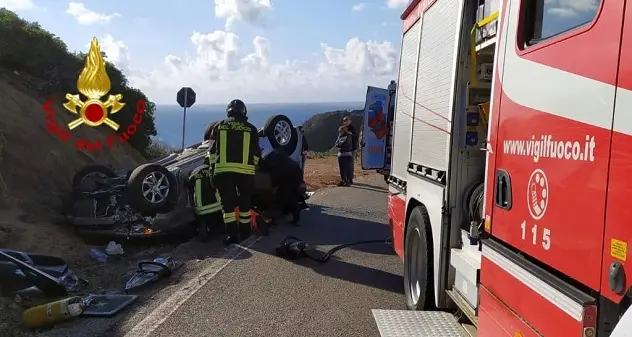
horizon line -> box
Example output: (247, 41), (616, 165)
(155, 101), (364, 106)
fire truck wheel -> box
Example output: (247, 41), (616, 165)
(403, 207), (433, 310)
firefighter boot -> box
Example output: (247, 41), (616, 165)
(197, 218), (210, 242)
(222, 212), (239, 245)
(238, 211), (252, 240)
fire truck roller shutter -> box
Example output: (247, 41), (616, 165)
(410, 0), (462, 171)
(391, 19), (421, 181)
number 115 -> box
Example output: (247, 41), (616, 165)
(520, 221), (551, 251)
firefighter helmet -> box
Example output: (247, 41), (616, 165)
(226, 99), (247, 117)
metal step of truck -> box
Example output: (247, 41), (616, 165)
(372, 309), (470, 337)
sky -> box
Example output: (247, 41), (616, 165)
(1, 0), (411, 104)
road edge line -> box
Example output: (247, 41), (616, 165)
(124, 236), (262, 337)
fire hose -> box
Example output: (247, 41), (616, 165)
(275, 236), (392, 263)
(464, 181), (485, 244)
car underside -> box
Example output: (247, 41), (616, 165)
(64, 114), (306, 239)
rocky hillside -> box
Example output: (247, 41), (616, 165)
(301, 109), (363, 152)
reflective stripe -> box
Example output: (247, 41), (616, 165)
(219, 129), (227, 165)
(242, 131), (250, 165)
(194, 177), (221, 215)
(238, 211), (250, 224)
(214, 163), (255, 175)
(253, 156), (259, 165)
(194, 179), (202, 208)
(482, 245), (584, 321)
(223, 212), (236, 223)
(197, 202), (222, 215)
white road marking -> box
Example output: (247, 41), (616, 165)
(124, 236), (262, 337)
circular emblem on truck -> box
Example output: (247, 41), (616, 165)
(527, 169), (548, 220)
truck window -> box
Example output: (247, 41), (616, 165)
(524, 0), (601, 45)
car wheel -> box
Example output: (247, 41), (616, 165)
(403, 206), (433, 310)
(72, 165), (117, 192)
(263, 114), (298, 155)
(127, 164), (177, 213)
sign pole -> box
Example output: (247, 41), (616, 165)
(181, 90), (188, 150)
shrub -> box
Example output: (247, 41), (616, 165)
(0, 9), (158, 158)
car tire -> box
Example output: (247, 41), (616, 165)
(263, 114), (298, 155)
(127, 164), (177, 213)
(72, 165), (117, 192)
(403, 206), (433, 310)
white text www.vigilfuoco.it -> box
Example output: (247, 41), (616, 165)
(502, 135), (596, 163)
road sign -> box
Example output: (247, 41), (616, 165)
(176, 87), (196, 149)
(177, 87), (196, 108)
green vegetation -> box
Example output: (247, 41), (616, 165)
(145, 139), (177, 160)
(301, 109), (363, 152)
(0, 9), (158, 157)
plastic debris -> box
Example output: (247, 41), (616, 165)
(105, 241), (124, 255)
(125, 256), (182, 292)
(89, 248), (108, 262)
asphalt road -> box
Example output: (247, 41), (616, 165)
(42, 174), (405, 337)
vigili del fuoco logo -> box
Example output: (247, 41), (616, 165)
(42, 37), (146, 151)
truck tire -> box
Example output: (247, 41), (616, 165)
(403, 207), (433, 310)
(263, 114), (298, 155)
(127, 164), (177, 214)
(72, 165), (117, 192)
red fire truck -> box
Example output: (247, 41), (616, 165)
(367, 0), (632, 336)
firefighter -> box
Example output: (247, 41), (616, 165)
(257, 148), (305, 225)
(208, 99), (261, 245)
(188, 122), (223, 242)
(189, 158), (222, 242)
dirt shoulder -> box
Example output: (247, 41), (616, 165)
(303, 154), (373, 191)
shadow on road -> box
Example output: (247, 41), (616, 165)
(348, 182), (388, 193)
(249, 203), (403, 295)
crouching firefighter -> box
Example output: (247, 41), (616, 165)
(189, 158), (222, 242)
(189, 123), (223, 242)
(208, 99), (261, 245)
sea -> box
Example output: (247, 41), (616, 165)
(154, 102), (364, 148)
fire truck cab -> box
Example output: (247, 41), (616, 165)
(369, 0), (632, 336)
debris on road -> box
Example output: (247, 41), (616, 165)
(125, 256), (182, 293)
(105, 241), (124, 255)
(21, 296), (84, 328)
(0, 249), (87, 301)
(82, 293), (138, 317)
(89, 248), (109, 263)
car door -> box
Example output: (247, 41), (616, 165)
(361, 86), (390, 170)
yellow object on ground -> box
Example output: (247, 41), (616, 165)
(21, 296), (84, 328)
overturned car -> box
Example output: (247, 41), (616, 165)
(64, 114), (305, 239)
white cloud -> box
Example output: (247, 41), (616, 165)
(66, 2), (120, 25)
(386, 0), (408, 9)
(547, 0), (599, 18)
(94, 34), (131, 71)
(214, 0), (272, 30)
(118, 30), (398, 104)
(351, 3), (366, 12)
(0, 0), (34, 10)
